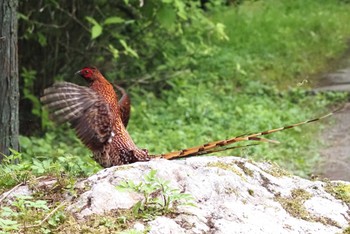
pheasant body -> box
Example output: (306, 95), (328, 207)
(41, 67), (149, 167)
(41, 66), (339, 168)
(114, 85), (131, 128)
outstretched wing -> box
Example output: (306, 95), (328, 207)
(40, 82), (113, 150)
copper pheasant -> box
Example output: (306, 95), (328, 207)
(41, 67), (149, 167)
(41, 66), (339, 167)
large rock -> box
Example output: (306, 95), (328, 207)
(65, 157), (349, 233)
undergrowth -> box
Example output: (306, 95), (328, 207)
(116, 169), (195, 220)
(2, 0), (350, 189)
(0, 195), (66, 233)
(1, 1), (350, 232)
(0, 170), (193, 233)
(128, 0), (350, 176)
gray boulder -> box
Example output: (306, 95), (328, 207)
(66, 156), (350, 233)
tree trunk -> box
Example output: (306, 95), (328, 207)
(0, 0), (19, 162)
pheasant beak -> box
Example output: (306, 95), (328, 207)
(75, 70), (82, 76)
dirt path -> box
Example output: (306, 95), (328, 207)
(316, 103), (350, 181)
(314, 51), (350, 181)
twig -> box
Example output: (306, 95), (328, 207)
(56, 5), (90, 32)
(0, 182), (24, 203)
(22, 201), (67, 229)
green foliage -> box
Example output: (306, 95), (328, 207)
(2, 3), (348, 232)
(0, 131), (100, 190)
(21, 68), (40, 117)
(17, 0), (228, 135)
(0, 150), (33, 189)
(125, 0), (350, 176)
(0, 215), (19, 233)
(15, 0), (350, 178)
(117, 169), (195, 220)
(208, 0), (350, 87)
(88, 0), (229, 87)
(21, 67), (52, 133)
(0, 195), (65, 233)
(19, 129), (100, 176)
(128, 80), (347, 176)
(18, 0), (227, 94)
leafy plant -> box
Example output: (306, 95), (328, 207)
(117, 169), (195, 219)
(18, 0), (229, 134)
(0, 195), (65, 233)
(0, 150), (33, 189)
(16, 0), (350, 178)
(19, 131), (100, 176)
(0, 216), (19, 233)
(0, 132), (100, 190)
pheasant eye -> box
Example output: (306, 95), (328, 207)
(85, 70), (89, 74)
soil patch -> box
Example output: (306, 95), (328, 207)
(316, 103), (350, 181)
(314, 46), (350, 181)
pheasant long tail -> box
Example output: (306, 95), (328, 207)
(156, 107), (342, 160)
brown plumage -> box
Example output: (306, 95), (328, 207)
(41, 67), (149, 167)
(41, 66), (339, 167)
(114, 84), (131, 128)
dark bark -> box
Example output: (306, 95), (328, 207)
(0, 0), (19, 161)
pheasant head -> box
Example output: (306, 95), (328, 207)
(75, 66), (103, 82)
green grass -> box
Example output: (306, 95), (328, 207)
(208, 0), (350, 87)
(127, 0), (350, 176)
(7, 0), (350, 184)
(1, 0), (350, 232)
